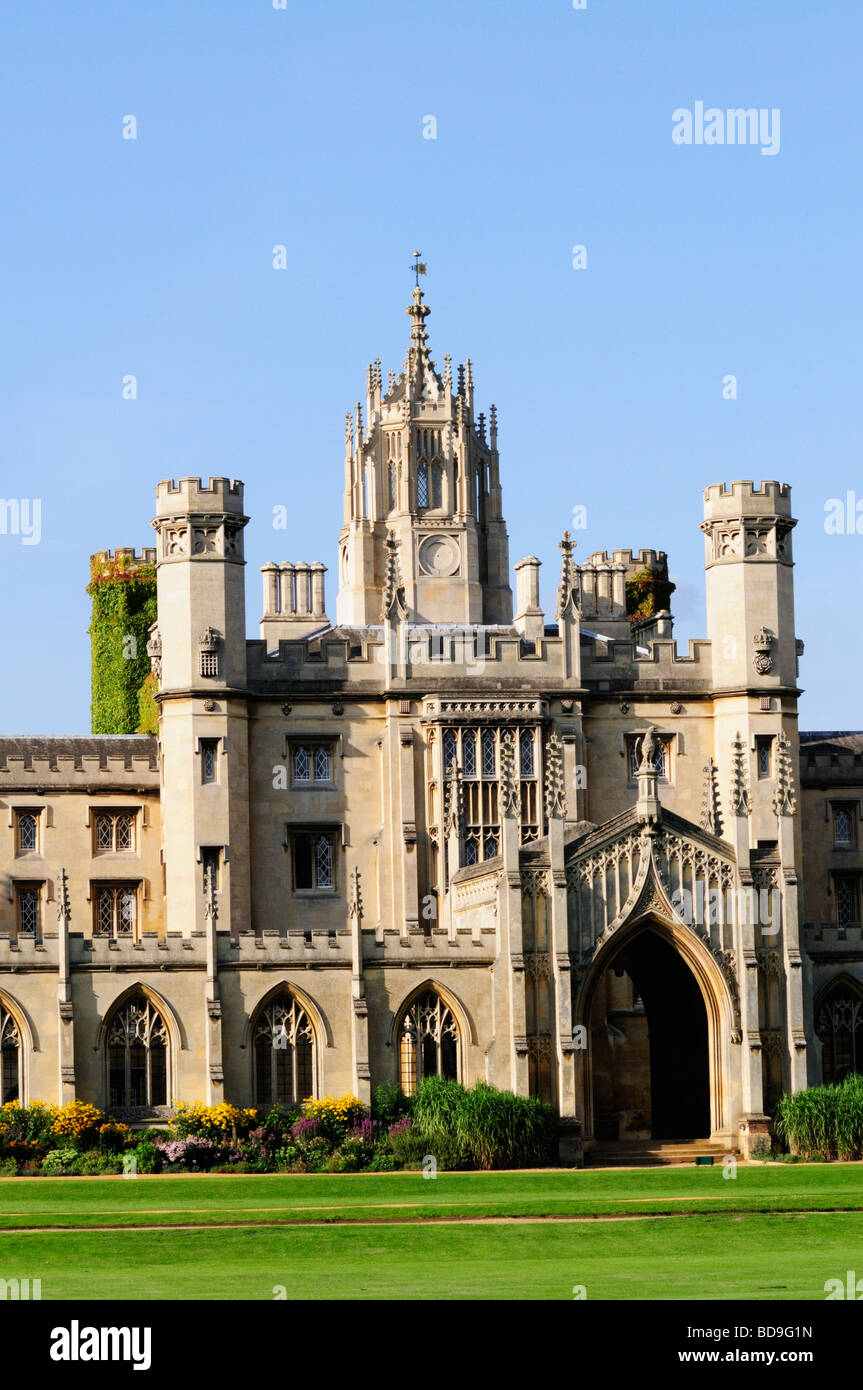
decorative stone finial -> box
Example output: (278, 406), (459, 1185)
(348, 865), (364, 919)
(500, 732), (521, 819)
(700, 756), (723, 836)
(445, 762), (464, 837)
(557, 530), (580, 620)
(772, 731), (797, 816)
(544, 733), (567, 821)
(730, 732), (752, 816)
(382, 530), (407, 622)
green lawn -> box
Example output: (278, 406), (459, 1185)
(2, 1165), (863, 1299)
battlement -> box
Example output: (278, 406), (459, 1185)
(587, 549), (669, 574)
(702, 479), (793, 519)
(799, 733), (863, 787)
(90, 547), (157, 578)
(0, 736), (159, 780)
(154, 476), (245, 516)
(581, 635), (713, 684)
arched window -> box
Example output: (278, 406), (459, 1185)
(388, 461), (397, 511)
(462, 729), (477, 778)
(107, 994), (168, 1110)
(443, 728), (457, 774)
(254, 992), (315, 1106)
(520, 729), (535, 777)
(481, 728), (496, 778)
(417, 458), (429, 510)
(0, 1004), (20, 1104)
(398, 989), (459, 1095)
(430, 460), (443, 509)
(816, 982), (863, 1084)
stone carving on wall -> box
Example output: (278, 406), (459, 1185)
(752, 626), (775, 675)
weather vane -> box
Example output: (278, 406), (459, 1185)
(411, 251), (427, 286)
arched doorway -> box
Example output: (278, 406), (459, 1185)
(589, 926), (711, 1141)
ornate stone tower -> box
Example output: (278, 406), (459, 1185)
(150, 477), (252, 1100)
(336, 278), (512, 627)
(701, 480), (807, 1111)
(150, 487), (250, 915)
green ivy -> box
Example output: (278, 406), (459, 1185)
(88, 568), (157, 734)
(625, 568), (675, 628)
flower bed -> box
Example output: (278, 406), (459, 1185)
(0, 1082), (558, 1176)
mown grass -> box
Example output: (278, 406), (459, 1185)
(3, 1212), (862, 1300)
(0, 1162), (862, 1229)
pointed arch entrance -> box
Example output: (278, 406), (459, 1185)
(579, 919), (728, 1143)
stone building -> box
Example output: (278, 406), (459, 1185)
(1, 281), (861, 1161)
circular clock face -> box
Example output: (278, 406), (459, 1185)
(419, 535), (459, 577)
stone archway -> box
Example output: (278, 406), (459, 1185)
(580, 920), (728, 1143)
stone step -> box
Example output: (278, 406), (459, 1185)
(587, 1140), (737, 1168)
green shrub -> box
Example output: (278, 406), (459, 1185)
(71, 1152), (124, 1176)
(411, 1078), (556, 1170)
(372, 1081), (412, 1127)
(0, 1156), (17, 1176)
(365, 1151), (398, 1172)
(775, 1075), (863, 1160)
(41, 1148), (79, 1176)
(132, 1140), (161, 1174)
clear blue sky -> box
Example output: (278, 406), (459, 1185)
(1, 0), (860, 732)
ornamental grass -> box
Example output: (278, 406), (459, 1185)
(774, 1074), (863, 1160)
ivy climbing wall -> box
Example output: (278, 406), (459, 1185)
(88, 551), (158, 735)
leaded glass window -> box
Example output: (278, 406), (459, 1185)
(430, 460), (443, 509)
(94, 885), (138, 939)
(835, 876), (858, 928)
(201, 739), (218, 783)
(834, 807), (854, 846)
(254, 993), (315, 1105)
(17, 887), (39, 938)
(757, 738), (772, 778)
(315, 835), (332, 889)
(107, 995), (168, 1109)
(817, 985), (863, 1084)
(94, 813), (135, 853)
(443, 729), (457, 774)
(388, 462), (397, 511)
(16, 813), (37, 854)
(417, 459), (429, 510)
(462, 729), (476, 778)
(481, 729), (496, 778)
(464, 837), (479, 866)
(398, 990), (459, 1096)
(293, 744), (333, 784)
(294, 833), (336, 891)
(483, 832), (499, 859)
(0, 1008), (20, 1104)
(520, 729), (535, 777)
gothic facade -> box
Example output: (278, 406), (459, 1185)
(1, 283), (861, 1161)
